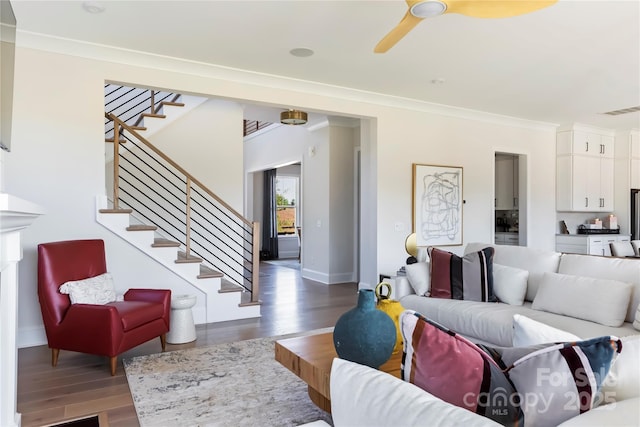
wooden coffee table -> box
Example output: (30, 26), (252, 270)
(275, 331), (403, 412)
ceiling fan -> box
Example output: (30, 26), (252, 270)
(374, 0), (557, 53)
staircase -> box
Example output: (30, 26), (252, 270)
(96, 198), (260, 324)
(100, 86), (261, 325)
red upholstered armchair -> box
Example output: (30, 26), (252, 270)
(37, 239), (171, 375)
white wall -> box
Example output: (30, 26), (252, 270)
(150, 99), (244, 210)
(7, 40), (560, 344)
(374, 109), (556, 276)
(328, 123), (357, 282)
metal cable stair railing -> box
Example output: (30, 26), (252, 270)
(104, 112), (261, 304)
(104, 84), (183, 141)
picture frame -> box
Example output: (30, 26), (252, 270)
(412, 163), (463, 246)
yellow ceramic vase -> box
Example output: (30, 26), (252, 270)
(375, 282), (405, 353)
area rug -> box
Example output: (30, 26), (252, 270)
(124, 329), (334, 427)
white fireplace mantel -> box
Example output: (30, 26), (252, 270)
(1, 193), (43, 427)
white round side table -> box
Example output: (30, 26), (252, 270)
(166, 294), (197, 344)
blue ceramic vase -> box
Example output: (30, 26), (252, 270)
(333, 288), (397, 368)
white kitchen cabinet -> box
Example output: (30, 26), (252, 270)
(556, 234), (630, 256)
(556, 130), (614, 212)
(558, 131), (614, 157)
(495, 155), (518, 210)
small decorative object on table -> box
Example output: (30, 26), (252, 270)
(375, 282), (405, 353)
(333, 289), (397, 368)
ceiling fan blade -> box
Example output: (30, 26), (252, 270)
(374, 10), (423, 53)
(444, 0), (557, 19)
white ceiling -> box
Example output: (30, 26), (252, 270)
(10, 0), (640, 130)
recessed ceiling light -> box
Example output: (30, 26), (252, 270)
(289, 48), (314, 58)
(82, 1), (105, 14)
(431, 78), (445, 84)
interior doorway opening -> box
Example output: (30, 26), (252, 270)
(494, 152), (527, 246)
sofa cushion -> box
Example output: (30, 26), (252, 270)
(400, 310), (521, 425)
(429, 247), (496, 302)
(634, 303), (640, 331)
(558, 254), (640, 323)
(532, 272), (632, 327)
(487, 336), (622, 427)
(399, 295), (640, 347)
(465, 243), (561, 302)
(557, 397), (640, 427)
(330, 358), (502, 427)
(405, 261), (430, 296)
(512, 314), (579, 347)
(58, 272), (117, 305)
(493, 264), (528, 306)
(600, 335), (640, 402)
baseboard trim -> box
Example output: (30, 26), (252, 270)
(301, 268), (354, 285)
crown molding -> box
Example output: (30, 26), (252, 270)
(17, 30), (558, 132)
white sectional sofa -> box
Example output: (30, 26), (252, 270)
(314, 243), (640, 427)
(398, 243), (640, 346)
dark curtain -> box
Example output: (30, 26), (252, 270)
(261, 169), (279, 260)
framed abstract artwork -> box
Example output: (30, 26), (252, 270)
(412, 163), (463, 246)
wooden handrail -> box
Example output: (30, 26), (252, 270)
(105, 112), (252, 227)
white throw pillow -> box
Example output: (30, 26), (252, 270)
(492, 264), (528, 306)
(512, 314), (580, 347)
(532, 272), (632, 327)
(405, 261), (430, 296)
(600, 335), (640, 402)
(634, 304), (640, 331)
(59, 273), (117, 305)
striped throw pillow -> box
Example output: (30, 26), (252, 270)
(484, 336), (622, 427)
(400, 310), (523, 425)
(428, 246), (496, 302)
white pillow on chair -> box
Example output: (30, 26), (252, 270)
(59, 273), (117, 305)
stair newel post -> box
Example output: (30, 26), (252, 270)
(185, 177), (192, 257)
(112, 118), (120, 210)
(251, 221), (260, 303)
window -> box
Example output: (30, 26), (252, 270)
(276, 176), (298, 235)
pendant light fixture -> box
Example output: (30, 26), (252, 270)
(280, 110), (308, 125)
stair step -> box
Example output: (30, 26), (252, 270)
(239, 291), (261, 307)
(126, 224), (157, 231)
(239, 299), (262, 307)
(198, 265), (223, 279)
(152, 238), (180, 248)
(104, 137), (127, 144)
(219, 278), (243, 293)
(99, 208), (133, 214)
(176, 251), (203, 264)
(160, 101), (185, 107)
(141, 113), (166, 119)
(130, 125), (147, 131)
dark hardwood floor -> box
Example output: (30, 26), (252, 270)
(17, 261), (358, 427)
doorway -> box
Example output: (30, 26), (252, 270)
(494, 152), (527, 246)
